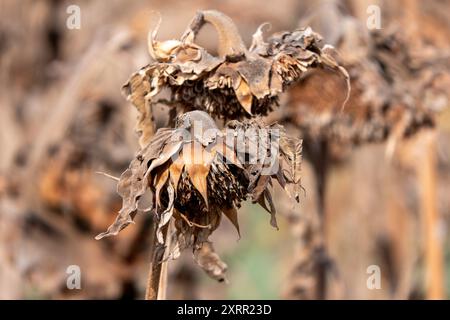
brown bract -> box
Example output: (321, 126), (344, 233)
(96, 111), (302, 280)
(121, 10), (349, 147)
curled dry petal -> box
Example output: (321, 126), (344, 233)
(147, 13), (181, 62)
(250, 23), (271, 52)
(193, 242), (228, 283)
(95, 128), (173, 240)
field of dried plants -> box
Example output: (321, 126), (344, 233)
(1, 0), (450, 300)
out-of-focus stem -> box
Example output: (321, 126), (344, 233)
(417, 130), (445, 299)
(310, 139), (329, 300)
(287, 138), (331, 300)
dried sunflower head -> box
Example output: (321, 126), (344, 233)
(96, 111), (302, 280)
(225, 118), (303, 228)
(122, 10), (349, 146)
(282, 18), (450, 159)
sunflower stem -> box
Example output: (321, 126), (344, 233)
(144, 221), (169, 300)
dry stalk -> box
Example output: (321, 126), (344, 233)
(416, 130), (445, 299)
(144, 221), (170, 300)
(139, 123), (164, 300)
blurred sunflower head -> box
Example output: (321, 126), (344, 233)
(96, 110), (302, 280)
(282, 20), (450, 160)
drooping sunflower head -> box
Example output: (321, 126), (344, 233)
(281, 21), (449, 160)
(96, 111), (302, 281)
(121, 10), (350, 148)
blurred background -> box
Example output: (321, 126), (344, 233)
(1, 0), (450, 299)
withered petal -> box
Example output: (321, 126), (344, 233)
(319, 46), (351, 109)
(256, 194), (271, 214)
(250, 171), (270, 201)
(122, 67), (156, 147)
(95, 210), (137, 240)
(186, 163), (210, 209)
(168, 155), (185, 194)
(264, 189), (279, 230)
(222, 206), (240, 238)
(179, 141), (213, 208)
(249, 22), (271, 52)
(236, 58), (272, 99)
(157, 183), (175, 243)
(193, 241), (228, 282)
(154, 164), (170, 209)
(234, 78), (253, 115)
(147, 139), (183, 174)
